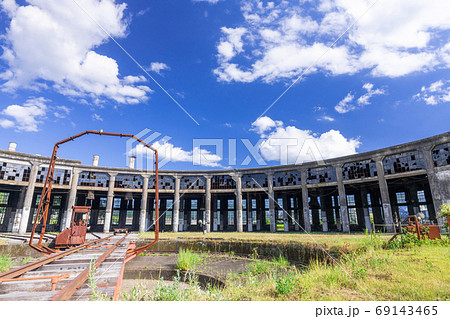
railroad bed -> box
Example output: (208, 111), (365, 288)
(0, 233), (135, 301)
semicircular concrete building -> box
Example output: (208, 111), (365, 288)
(0, 132), (449, 235)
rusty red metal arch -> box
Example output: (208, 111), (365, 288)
(29, 130), (159, 255)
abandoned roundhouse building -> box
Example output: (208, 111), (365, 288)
(0, 132), (449, 235)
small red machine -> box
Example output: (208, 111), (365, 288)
(55, 206), (91, 249)
(405, 215), (441, 240)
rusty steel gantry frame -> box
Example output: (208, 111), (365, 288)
(29, 130), (159, 256)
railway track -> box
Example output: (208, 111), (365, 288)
(0, 233), (135, 301)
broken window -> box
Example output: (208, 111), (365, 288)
(211, 175), (235, 189)
(432, 142), (450, 167)
(383, 151), (426, 175)
(180, 176), (205, 189)
(242, 173), (268, 188)
(35, 167), (71, 185)
(306, 166), (337, 184)
(149, 175), (174, 190)
(342, 159), (377, 180)
(273, 170), (301, 187)
(0, 162), (32, 182)
(78, 172), (109, 187)
(114, 174), (143, 189)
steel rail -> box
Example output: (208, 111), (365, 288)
(0, 235), (114, 280)
(50, 234), (128, 301)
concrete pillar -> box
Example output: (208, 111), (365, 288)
(234, 174), (243, 232)
(335, 164), (350, 233)
(139, 175), (149, 233)
(205, 176), (211, 233)
(294, 195), (300, 231)
(62, 168), (80, 230)
(103, 173), (117, 233)
(173, 176), (180, 232)
(421, 147), (445, 228)
(300, 170), (311, 233)
(361, 188), (372, 232)
(375, 159), (395, 233)
(18, 162), (39, 234)
(267, 173), (276, 232)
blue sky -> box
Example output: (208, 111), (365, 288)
(0, 0), (449, 170)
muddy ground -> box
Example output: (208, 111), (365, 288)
(121, 252), (252, 294)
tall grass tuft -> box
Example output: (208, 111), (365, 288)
(0, 255), (11, 273)
(176, 248), (202, 271)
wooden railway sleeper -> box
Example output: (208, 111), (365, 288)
(0, 273), (70, 291)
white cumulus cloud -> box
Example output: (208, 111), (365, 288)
(148, 62), (171, 75)
(413, 80), (450, 105)
(131, 140), (223, 168)
(0, 97), (48, 132)
(213, 0), (450, 82)
(0, 0), (152, 104)
(335, 82), (385, 113)
(250, 116), (360, 164)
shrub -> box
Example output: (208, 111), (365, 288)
(440, 204), (450, 230)
(440, 203), (450, 217)
(121, 281), (151, 301)
(275, 272), (297, 295)
(386, 227), (450, 249)
(153, 271), (188, 301)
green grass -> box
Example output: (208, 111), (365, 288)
(215, 238), (450, 301)
(176, 248), (202, 271)
(0, 255), (12, 273)
(123, 233), (450, 301)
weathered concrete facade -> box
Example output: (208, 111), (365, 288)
(0, 133), (448, 234)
